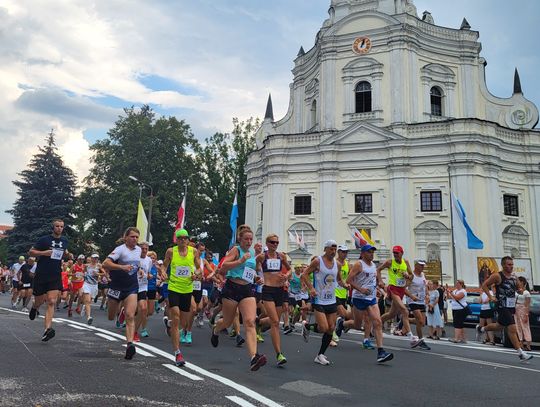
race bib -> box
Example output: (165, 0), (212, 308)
(22, 283), (31, 288)
(266, 259), (280, 271)
(242, 266), (256, 283)
(322, 290), (335, 301)
(108, 289), (121, 300)
(51, 248), (64, 260)
(175, 266), (191, 278)
(294, 293), (303, 301)
(202, 289), (208, 297)
(396, 278), (406, 287)
(506, 297), (516, 308)
(193, 280), (202, 291)
(128, 265), (138, 276)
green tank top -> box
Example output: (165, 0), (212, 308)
(335, 260), (349, 299)
(388, 259), (408, 287)
(169, 246), (195, 294)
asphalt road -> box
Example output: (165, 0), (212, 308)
(1, 294), (540, 407)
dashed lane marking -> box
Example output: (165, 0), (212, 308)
(162, 364), (204, 381)
(226, 396), (259, 407)
(94, 332), (118, 341)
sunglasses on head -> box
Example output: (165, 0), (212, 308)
(268, 240), (279, 244)
(330, 245), (337, 248)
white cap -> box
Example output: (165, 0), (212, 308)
(415, 259), (427, 266)
(77, 254), (85, 260)
(91, 253), (99, 258)
(157, 260), (163, 265)
(323, 239), (338, 248)
(337, 244), (349, 251)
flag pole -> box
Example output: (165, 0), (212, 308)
(448, 167), (458, 283)
(183, 183), (187, 228)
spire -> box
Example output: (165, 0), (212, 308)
(513, 68), (522, 94)
(297, 46), (305, 57)
(460, 18), (471, 30)
(264, 94), (274, 121)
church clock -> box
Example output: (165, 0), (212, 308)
(352, 36), (372, 54)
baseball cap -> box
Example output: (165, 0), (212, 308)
(361, 244), (377, 252)
(415, 259), (426, 265)
(77, 254), (85, 260)
(157, 259), (163, 265)
(323, 239), (338, 248)
(91, 253), (99, 258)
(18, 256), (25, 261)
(175, 229), (189, 238)
(337, 244), (349, 251)
(392, 245), (404, 254)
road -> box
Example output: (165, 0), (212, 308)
(1, 294), (539, 407)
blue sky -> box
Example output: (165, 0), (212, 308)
(0, 0), (538, 224)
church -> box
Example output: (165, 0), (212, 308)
(245, 0), (540, 287)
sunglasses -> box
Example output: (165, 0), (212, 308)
(178, 236), (188, 240)
(268, 241), (279, 245)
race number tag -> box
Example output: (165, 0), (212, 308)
(242, 267), (256, 283)
(202, 289), (208, 297)
(294, 293), (303, 301)
(22, 283), (31, 288)
(51, 248), (64, 260)
(193, 280), (202, 291)
(266, 259), (280, 271)
(396, 278), (406, 287)
(506, 297), (516, 308)
(322, 290), (335, 301)
(175, 266), (191, 277)
(108, 289), (121, 300)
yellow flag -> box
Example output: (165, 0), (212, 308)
(361, 229), (375, 246)
(136, 200), (149, 243)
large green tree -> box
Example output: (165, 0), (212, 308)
(6, 132), (77, 261)
(77, 106), (205, 257)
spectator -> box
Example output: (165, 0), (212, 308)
(426, 280), (443, 339)
(515, 276), (531, 351)
(447, 280), (468, 343)
(478, 284), (495, 345)
(436, 282), (447, 336)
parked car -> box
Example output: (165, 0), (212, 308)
(496, 292), (540, 347)
(464, 292), (481, 325)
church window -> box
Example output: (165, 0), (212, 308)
(430, 86), (443, 116)
(294, 196), (312, 215)
(355, 81), (372, 113)
(503, 194), (519, 217)
(310, 99), (317, 127)
(354, 194), (373, 213)
(420, 191), (442, 212)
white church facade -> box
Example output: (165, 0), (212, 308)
(245, 0), (540, 287)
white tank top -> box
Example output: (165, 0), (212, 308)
(408, 273), (426, 305)
(352, 260), (377, 300)
(313, 256), (337, 305)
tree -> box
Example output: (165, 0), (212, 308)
(6, 131), (77, 261)
(77, 106), (205, 257)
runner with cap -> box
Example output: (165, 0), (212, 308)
(332, 245), (351, 346)
(161, 229), (201, 365)
(81, 253), (104, 325)
(301, 239), (346, 365)
(379, 246), (424, 348)
(17, 257), (35, 312)
(134, 242), (153, 342)
(141, 250), (159, 337)
(10, 256), (25, 308)
(406, 260), (431, 350)
(68, 254), (86, 317)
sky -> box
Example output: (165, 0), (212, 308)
(0, 0), (538, 225)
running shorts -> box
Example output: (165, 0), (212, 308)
(147, 290), (157, 300)
(192, 289), (203, 304)
(479, 309), (495, 319)
(313, 303), (338, 314)
(168, 291), (192, 312)
(262, 285), (284, 306)
(71, 281), (84, 292)
(33, 278), (62, 296)
(352, 297), (377, 310)
(82, 283), (98, 299)
(336, 297), (348, 308)
(137, 291), (148, 301)
(107, 288), (137, 302)
(496, 307), (516, 327)
(221, 279), (254, 303)
(409, 303), (426, 312)
(387, 285), (406, 300)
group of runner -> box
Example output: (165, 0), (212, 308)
(9, 218), (534, 371)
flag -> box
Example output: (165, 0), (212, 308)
(360, 229), (375, 246)
(352, 227), (369, 249)
(294, 230), (301, 246)
(228, 193), (239, 249)
(300, 230), (306, 250)
(451, 193), (484, 250)
(173, 195), (186, 243)
(136, 200), (153, 244)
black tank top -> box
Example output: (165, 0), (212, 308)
(496, 272), (517, 309)
(262, 253), (282, 273)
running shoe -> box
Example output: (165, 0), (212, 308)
(329, 340), (338, 347)
(180, 330), (186, 344)
(519, 352), (533, 362)
(418, 341), (431, 350)
(283, 325), (294, 335)
(332, 331), (340, 343)
(377, 350), (394, 363)
(68, 309), (73, 318)
(133, 332), (141, 343)
(276, 353), (287, 366)
(21, 307), (28, 313)
(115, 319), (121, 329)
(363, 339), (375, 350)
(29, 307), (37, 321)
(140, 329), (149, 338)
(41, 328), (55, 342)
(236, 334), (245, 347)
(314, 354), (330, 366)
(163, 316), (171, 337)
(125, 343), (136, 360)
(335, 317), (345, 337)
(93, 295), (98, 303)
(211, 329), (219, 348)
(75, 306), (81, 315)
(250, 353), (267, 371)
(256, 333), (265, 343)
(301, 321), (310, 343)
(410, 336), (424, 348)
(229, 329), (237, 338)
(118, 308), (125, 324)
(175, 351), (185, 367)
(63, 303), (69, 309)
(185, 331), (192, 346)
(87, 317), (93, 326)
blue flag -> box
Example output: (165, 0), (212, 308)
(451, 193), (484, 250)
(229, 193), (239, 249)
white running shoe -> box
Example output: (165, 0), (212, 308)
(314, 354), (330, 365)
(519, 352), (533, 362)
(410, 336), (424, 348)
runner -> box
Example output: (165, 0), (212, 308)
(480, 256), (533, 361)
(211, 226), (267, 371)
(379, 246), (424, 347)
(288, 264), (310, 327)
(28, 219), (69, 341)
(81, 254), (103, 325)
(57, 261), (70, 310)
(142, 250), (160, 337)
(102, 227), (142, 360)
(17, 257), (35, 312)
(134, 242), (153, 342)
(333, 245), (351, 346)
(255, 234), (291, 366)
(301, 240), (346, 365)
(10, 256), (25, 308)
(68, 254), (86, 317)
(161, 229), (201, 366)
(405, 260), (431, 350)
(96, 266), (110, 310)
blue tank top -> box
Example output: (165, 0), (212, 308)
(289, 273), (302, 294)
(226, 246), (256, 283)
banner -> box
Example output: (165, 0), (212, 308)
(477, 257), (533, 286)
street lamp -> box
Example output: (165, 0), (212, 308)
(128, 175), (154, 242)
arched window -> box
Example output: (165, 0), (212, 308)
(430, 86), (443, 116)
(310, 99), (317, 127)
(355, 81), (372, 113)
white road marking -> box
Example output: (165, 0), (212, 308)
(94, 333), (118, 341)
(122, 344), (155, 357)
(162, 364), (203, 381)
(226, 396), (258, 407)
(67, 324), (92, 331)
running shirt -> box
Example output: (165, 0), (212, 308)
(33, 235), (68, 282)
(313, 256), (337, 305)
(169, 246), (196, 294)
(226, 246), (256, 283)
(407, 273), (427, 305)
(335, 260), (349, 299)
(85, 263), (100, 285)
(72, 263), (85, 283)
(61, 270), (69, 290)
(352, 260), (377, 301)
(262, 253), (282, 273)
(107, 244), (142, 292)
(148, 265), (158, 291)
(138, 256), (153, 293)
(388, 259), (408, 287)
(11, 262), (24, 282)
(496, 272), (517, 309)
(289, 272), (302, 295)
(19, 263), (33, 286)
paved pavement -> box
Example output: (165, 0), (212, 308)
(1, 294), (540, 407)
